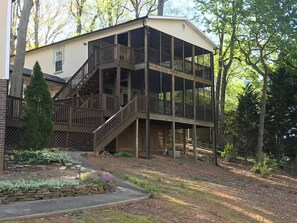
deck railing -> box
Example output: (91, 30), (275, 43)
(6, 96), (23, 122)
(93, 96), (146, 151)
(6, 96), (101, 128)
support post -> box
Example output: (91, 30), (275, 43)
(115, 66), (121, 110)
(144, 23), (150, 158)
(172, 121), (176, 159)
(183, 128), (187, 156)
(135, 119), (139, 158)
(128, 71), (131, 101)
(193, 124), (197, 162)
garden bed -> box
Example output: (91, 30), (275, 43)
(0, 149), (117, 204)
(0, 179), (115, 204)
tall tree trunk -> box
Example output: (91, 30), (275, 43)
(257, 74), (268, 162)
(157, 0), (164, 16)
(10, 0), (34, 97)
(34, 0), (40, 48)
(218, 70), (227, 147)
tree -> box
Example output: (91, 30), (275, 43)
(10, 0), (34, 97)
(70, 0), (87, 35)
(235, 0), (296, 162)
(21, 62), (53, 149)
(157, 0), (165, 15)
(265, 61), (297, 160)
(128, 0), (157, 18)
(194, 0), (242, 148)
(235, 84), (259, 159)
(27, 0), (71, 49)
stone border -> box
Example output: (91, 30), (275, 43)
(0, 183), (116, 204)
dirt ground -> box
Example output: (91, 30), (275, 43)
(3, 154), (297, 223)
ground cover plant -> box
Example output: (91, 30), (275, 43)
(0, 179), (78, 192)
(14, 149), (77, 165)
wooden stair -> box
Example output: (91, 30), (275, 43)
(53, 50), (99, 100)
(93, 96), (147, 154)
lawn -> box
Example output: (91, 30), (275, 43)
(3, 154), (297, 223)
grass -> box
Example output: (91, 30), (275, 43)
(123, 174), (158, 198)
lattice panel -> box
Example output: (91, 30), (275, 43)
(68, 132), (92, 150)
(50, 131), (68, 148)
(5, 127), (21, 150)
(5, 127), (93, 151)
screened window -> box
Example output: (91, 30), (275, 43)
(55, 49), (63, 72)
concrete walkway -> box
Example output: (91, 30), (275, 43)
(0, 152), (149, 221)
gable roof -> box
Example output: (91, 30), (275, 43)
(9, 64), (65, 84)
(16, 16), (217, 55)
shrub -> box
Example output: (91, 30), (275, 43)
(79, 170), (116, 189)
(221, 143), (238, 162)
(114, 151), (133, 158)
(14, 149), (77, 165)
(252, 153), (278, 177)
(21, 61), (53, 149)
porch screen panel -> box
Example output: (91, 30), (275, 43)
(161, 33), (171, 68)
(148, 29), (160, 64)
(204, 85), (213, 121)
(196, 82), (205, 120)
(148, 70), (161, 114)
(184, 42), (193, 75)
(174, 38), (183, 72)
(175, 76), (184, 117)
(131, 28), (145, 63)
(185, 79), (193, 118)
(162, 73), (172, 115)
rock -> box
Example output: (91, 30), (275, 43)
(59, 166), (67, 170)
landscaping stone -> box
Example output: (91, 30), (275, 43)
(0, 183), (115, 204)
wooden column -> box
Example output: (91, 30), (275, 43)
(128, 71), (131, 101)
(144, 25), (150, 158)
(172, 121), (176, 158)
(135, 119), (139, 158)
(183, 128), (187, 156)
(193, 124), (197, 162)
(171, 37), (174, 70)
(115, 66), (121, 110)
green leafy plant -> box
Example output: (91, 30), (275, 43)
(0, 179), (78, 192)
(221, 143), (238, 162)
(124, 175), (157, 198)
(252, 153), (278, 177)
(114, 151), (133, 158)
(21, 61), (53, 149)
(14, 149), (77, 165)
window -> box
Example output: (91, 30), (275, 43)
(54, 49), (63, 72)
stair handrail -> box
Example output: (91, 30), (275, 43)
(53, 50), (97, 100)
(93, 95), (146, 150)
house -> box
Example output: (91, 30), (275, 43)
(7, 16), (217, 158)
